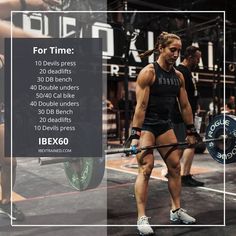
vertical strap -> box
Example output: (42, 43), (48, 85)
(163, 146), (179, 159)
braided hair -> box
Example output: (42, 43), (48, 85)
(139, 31), (181, 59)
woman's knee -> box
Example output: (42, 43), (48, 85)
(168, 161), (181, 176)
(139, 163), (154, 180)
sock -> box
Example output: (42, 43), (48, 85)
(172, 208), (180, 213)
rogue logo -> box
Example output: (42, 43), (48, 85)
(207, 119), (230, 138)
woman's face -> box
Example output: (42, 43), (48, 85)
(160, 39), (182, 65)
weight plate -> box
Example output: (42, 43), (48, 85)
(64, 157), (105, 191)
(205, 114), (236, 164)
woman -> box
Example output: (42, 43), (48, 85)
(129, 32), (198, 235)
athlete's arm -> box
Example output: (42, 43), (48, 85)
(130, 64), (154, 147)
(176, 70), (199, 144)
(0, 0), (60, 19)
(0, 20), (49, 53)
(0, 20), (49, 38)
(176, 70), (193, 125)
(132, 64), (154, 128)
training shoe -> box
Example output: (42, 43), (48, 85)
(170, 208), (196, 224)
(181, 175), (204, 187)
(137, 216), (154, 235)
(0, 202), (25, 221)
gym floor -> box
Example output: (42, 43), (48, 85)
(0, 149), (236, 236)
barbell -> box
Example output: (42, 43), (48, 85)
(105, 114), (236, 164)
(40, 114), (235, 191)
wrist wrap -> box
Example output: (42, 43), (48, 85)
(130, 127), (141, 140)
(186, 124), (197, 136)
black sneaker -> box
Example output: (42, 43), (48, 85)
(0, 202), (25, 221)
(181, 175), (204, 187)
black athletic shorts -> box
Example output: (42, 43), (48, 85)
(142, 119), (173, 138)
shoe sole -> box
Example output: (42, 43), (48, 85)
(170, 219), (196, 225)
(137, 230), (154, 236)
